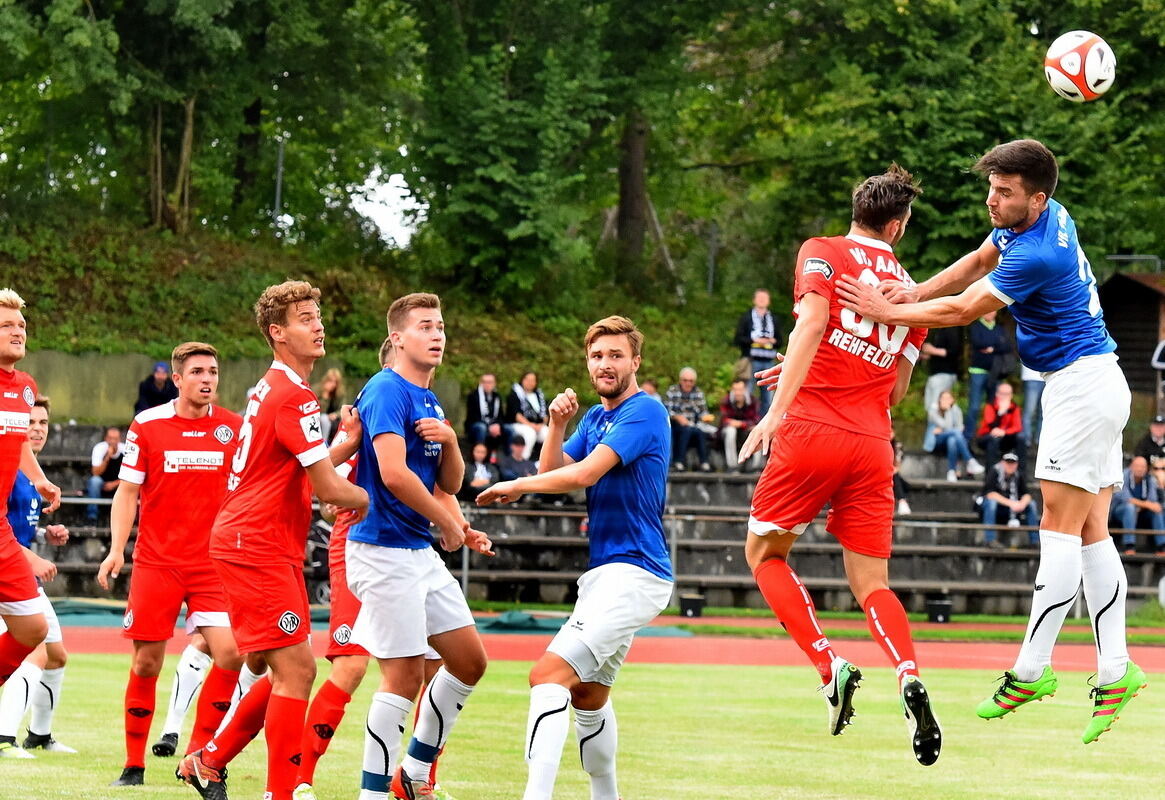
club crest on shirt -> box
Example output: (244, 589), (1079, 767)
(300, 413), (323, 443)
(278, 611), (301, 635)
(22, 386), (35, 406)
(214, 425), (235, 445)
(803, 258), (834, 279)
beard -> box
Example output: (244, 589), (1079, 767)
(591, 369), (632, 399)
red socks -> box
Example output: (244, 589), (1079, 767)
(265, 694), (309, 800)
(296, 679), (352, 786)
(754, 558), (835, 681)
(863, 588), (920, 685)
(0, 633), (35, 684)
(124, 671), (159, 768)
(187, 665), (241, 754)
(203, 675), (272, 769)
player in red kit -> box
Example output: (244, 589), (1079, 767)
(738, 165), (942, 766)
(178, 281), (368, 800)
(0, 289), (60, 691)
(97, 342), (244, 787)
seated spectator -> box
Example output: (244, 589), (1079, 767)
(465, 372), (505, 454)
(1110, 456), (1165, 556)
(666, 367), (714, 472)
(506, 371), (549, 460)
(316, 367), (345, 443)
(978, 453), (1038, 547)
(924, 389), (984, 482)
(497, 437), (538, 482)
(87, 425), (124, 522)
(974, 382), (1025, 469)
(891, 430), (911, 515)
(458, 443), (500, 502)
(720, 379), (760, 472)
(641, 379), (664, 404)
(133, 361), (178, 414)
(1133, 415), (1165, 467)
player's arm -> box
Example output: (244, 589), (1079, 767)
(477, 444), (621, 505)
(539, 388), (580, 473)
(414, 417), (464, 495)
(436, 487), (494, 556)
(838, 275), (1004, 330)
(889, 356), (916, 406)
(305, 458), (369, 516)
(328, 406), (360, 465)
(98, 480), (140, 590)
(21, 546), (56, 582)
(902, 237), (1000, 302)
(373, 432), (465, 550)
(19, 440), (60, 512)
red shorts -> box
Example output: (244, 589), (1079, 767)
(123, 563), (231, 641)
(0, 529), (38, 611)
(325, 555), (367, 661)
(212, 559), (310, 654)
(749, 418), (895, 558)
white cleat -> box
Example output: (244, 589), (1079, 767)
(820, 658), (863, 735)
(0, 740), (35, 759)
(292, 783), (318, 800)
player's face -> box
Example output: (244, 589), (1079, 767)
(275, 300), (326, 360)
(175, 355), (219, 408)
(27, 405), (48, 454)
(394, 307), (445, 368)
(0, 307), (27, 366)
(588, 334), (640, 399)
(985, 173), (1044, 231)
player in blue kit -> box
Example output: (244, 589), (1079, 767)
(837, 139), (1145, 743)
(345, 292), (493, 800)
(477, 315), (673, 800)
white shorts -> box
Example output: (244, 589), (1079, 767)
(547, 562), (673, 687)
(346, 541), (475, 659)
(0, 589), (61, 644)
(1035, 353), (1129, 493)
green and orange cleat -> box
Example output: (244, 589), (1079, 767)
(1082, 661), (1147, 744)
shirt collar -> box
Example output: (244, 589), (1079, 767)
(845, 233), (893, 253)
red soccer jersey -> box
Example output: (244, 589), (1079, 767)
(787, 234), (928, 440)
(0, 368), (37, 505)
(119, 401), (242, 568)
(210, 362), (331, 566)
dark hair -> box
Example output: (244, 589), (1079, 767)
(851, 164), (922, 231)
(972, 139), (1058, 197)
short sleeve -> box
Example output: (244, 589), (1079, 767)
(793, 238), (840, 303)
(275, 387), (330, 467)
(358, 379), (410, 440)
(987, 241), (1051, 305)
(902, 326), (930, 365)
(119, 421), (148, 484)
(600, 400), (665, 467)
(562, 412), (590, 463)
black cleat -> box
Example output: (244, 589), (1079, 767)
(111, 766), (145, 786)
(23, 731), (78, 753)
(901, 675), (942, 766)
(152, 732), (179, 757)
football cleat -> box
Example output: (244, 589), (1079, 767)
(292, 783), (318, 800)
(110, 766), (145, 786)
(0, 739), (35, 759)
(819, 658), (862, 735)
(391, 766), (435, 799)
(176, 749), (229, 799)
(976, 666), (1058, 719)
(1082, 661), (1147, 743)
(152, 731), (179, 757)
(901, 676), (941, 766)
(23, 731), (77, 753)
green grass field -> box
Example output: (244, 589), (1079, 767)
(2, 655), (1161, 799)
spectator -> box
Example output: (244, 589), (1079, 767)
(974, 382), (1025, 469)
(506, 371), (549, 460)
(733, 289), (781, 416)
(924, 389), (984, 482)
(1110, 456), (1165, 556)
(719, 378), (761, 472)
(497, 437), (538, 482)
(464, 372), (505, 454)
(133, 361), (178, 414)
(978, 453), (1039, 548)
(1133, 415), (1165, 466)
(891, 430), (911, 515)
(666, 367), (714, 472)
(315, 367), (345, 443)
(921, 327), (963, 417)
(1020, 364), (1045, 445)
(458, 443), (500, 502)
(641, 379), (664, 404)
(86, 425), (123, 522)
(965, 311), (1011, 445)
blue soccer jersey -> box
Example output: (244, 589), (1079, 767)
(563, 391), (673, 581)
(986, 198), (1116, 373)
(5, 471), (40, 548)
(349, 368), (445, 550)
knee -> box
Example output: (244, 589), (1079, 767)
(45, 646), (67, 670)
(447, 652), (487, 686)
(131, 650), (164, 677)
(13, 619), (49, 649)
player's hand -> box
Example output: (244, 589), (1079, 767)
(837, 275), (894, 323)
(463, 523), (495, 557)
(755, 353), (786, 389)
(97, 551), (124, 591)
(436, 521), (466, 552)
(34, 478), (61, 513)
(476, 480), (525, 506)
(45, 524), (69, 546)
(31, 554), (57, 582)
(319, 502), (340, 524)
(340, 404), (362, 439)
(416, 417), (457, 446)
(548, 388), (579, 425)
(738, 413), (779, 462)
(879, 280), (919, 305)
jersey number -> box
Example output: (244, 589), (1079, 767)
(838, 268), (910, 353)
(1077, 246), (1101, 317)
(228, 380), (270, 491)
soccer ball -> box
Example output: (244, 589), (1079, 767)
(1043, 30), (1116, 102)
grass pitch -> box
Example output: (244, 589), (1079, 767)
(1, 654), (1160, 799)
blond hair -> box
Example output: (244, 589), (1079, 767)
(0, 289), (26, 310)
(387, 292), (441, 333)
(171, 341), (219, 375)
(584, 315), (643, 359)
(254, 280), (321, 348)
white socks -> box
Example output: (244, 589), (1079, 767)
(575, 701), (619, 800)
(28, 666), (65, 736)
(360, 692), (412, 799)
(523, 684), (572, 800)
(162, 644), (211, 735)
(0, 661), (40, 738)
(1013, 530), (1081, 681)
(1081, 538), (1130, 685)
(400, 666), (474, 782)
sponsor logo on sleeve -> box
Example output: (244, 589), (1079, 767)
(213, 424), (235, 445)
(278, 611), (302, 635)
(299, 400), (321, 415)
(300, 413), (323, 443)
(123, 441), (140, 468)
(802, 257), (834, 279)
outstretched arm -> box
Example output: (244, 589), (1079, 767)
(477, 445), (620, 505)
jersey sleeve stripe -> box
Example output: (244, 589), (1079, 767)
(295, 443), (331, 468)
(902, 343), (921, 365)
(985, 277), (1015, 306)
(118, 466), (146, 485)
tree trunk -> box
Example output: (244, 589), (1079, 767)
(148, 104), (163, 227)
(615, 107), (648, 283)
(232, 98), (263, 210)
